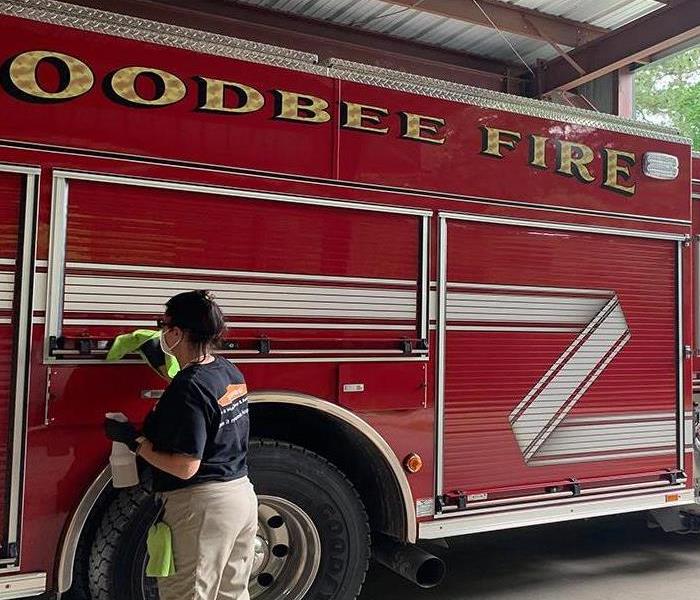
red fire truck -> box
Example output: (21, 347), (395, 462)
(0, 2), (696, 599)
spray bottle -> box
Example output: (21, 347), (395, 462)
(105, 412), (139, 488)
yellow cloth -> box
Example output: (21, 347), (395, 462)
(146, 522), (176, 577)
(106, 329), (180, 378)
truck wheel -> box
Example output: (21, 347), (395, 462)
(88, 480), (160, 600)
(87, 439), (370, 600)
(248, 439), (371, 600)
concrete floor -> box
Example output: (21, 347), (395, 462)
(360, 513), (700, 600)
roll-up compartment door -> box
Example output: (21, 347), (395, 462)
(440, 218), (680, 501)
(47, 175), (429, 359)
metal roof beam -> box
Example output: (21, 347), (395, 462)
(536, 0), (700, 93)
(62, 0), (514, 88)
(383, 0), (608, 47)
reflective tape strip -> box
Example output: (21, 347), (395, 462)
(447, 293), (608, 325)
(63, 273), (417, 321)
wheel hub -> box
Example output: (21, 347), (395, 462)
(252, 534), (269, 576)
(249, 495), (321, 600)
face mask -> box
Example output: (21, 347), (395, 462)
(160, 328), (181, 357)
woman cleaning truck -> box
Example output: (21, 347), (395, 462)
(104, 290), (257, 600)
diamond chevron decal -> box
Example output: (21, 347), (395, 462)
(508, 294), (630, 463)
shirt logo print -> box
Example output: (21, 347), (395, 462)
(217, 383), (248, 407)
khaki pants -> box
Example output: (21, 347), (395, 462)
(157, 477), (258, 600)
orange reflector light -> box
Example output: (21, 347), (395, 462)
(666, 493), (681, 502)
(404, 453), (423, 474)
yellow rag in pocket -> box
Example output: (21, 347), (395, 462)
(146, 522), (176, 577)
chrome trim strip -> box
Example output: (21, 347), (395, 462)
(7, 167), (39, 562)
(419, 487), (694, 538)
(65, 261), (416, 286)
(328, 59), (689, 145)
(63, 318), (416, 331)
(53, 170), (433, 217)
(0, 572), (46, 598)
(677, 241), (685, 471)
(56, 348), (424, 356)
(0, 0), (320, 71)
(0, 164), (40, 569)
(0, 164), (40, 176)
(436, 479), (685, 514)
(47, 355), (430, 365)
(446, 483), (687, 517)
(57, 466), (111, 593)
(231, 348), (422, 355)
(248, 392), (417, 543)
(439, 211), (688, 241)
(419, 216), (430, 342)
(1, 139), (691, 227)
(45, 175), (68, 359)
(436, 216), (447, 498)
(695, 237), (700, 356)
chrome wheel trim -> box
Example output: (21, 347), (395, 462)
(249, 495), (322, 600)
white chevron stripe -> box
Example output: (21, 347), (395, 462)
(509, 296), (630, 462)
(527, 413), (683, 465)
(61, 269), (418, 323)
(447, 293), (607, 324)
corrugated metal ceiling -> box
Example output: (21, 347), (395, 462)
(235, 0), (665, 64)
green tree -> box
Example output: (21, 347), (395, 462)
(635, 46), (700, 147)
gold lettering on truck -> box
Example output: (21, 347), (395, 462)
(195, 77), (264, 113)
(108, 66), (186, 106)
(556, 140), (596, 183)
(273, 90), (331, 123)
(602, 149), (636, 196)
(341, 102), (389, 134)
(528, 135), (549, 169)
(480, 127), (521, 157)
(0, 47), (654, 199)
(400, 113), (446, 144)
(8, 50), (94, 101)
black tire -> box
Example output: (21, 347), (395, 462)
(88, 479), (160, 600)
(248, 439), (371, 600)
(86, 439), (370, 600)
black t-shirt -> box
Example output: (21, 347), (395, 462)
(142, 356), (249, 492)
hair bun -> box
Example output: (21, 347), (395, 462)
(195, 289), (215, 302)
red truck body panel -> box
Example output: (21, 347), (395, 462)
(0, 5), (694, 594)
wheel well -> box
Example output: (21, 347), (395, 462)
(60, 471), (118, 598)
(249, 401), (410, 542)
(61, 396), (414, 595)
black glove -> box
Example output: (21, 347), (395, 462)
(139, 337), (166, 372)
(104, 418), (140, 452)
